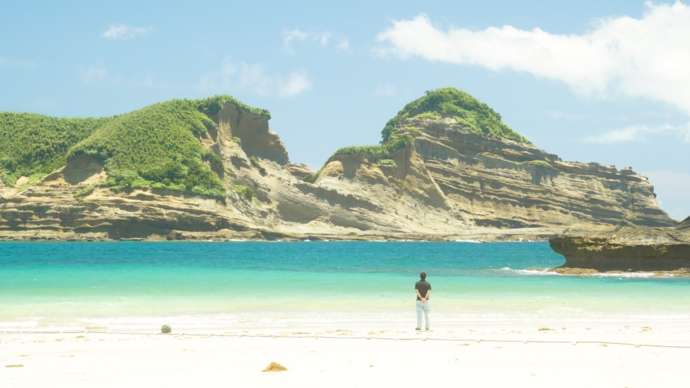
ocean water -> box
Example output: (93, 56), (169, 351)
(1, 241), (690, 322)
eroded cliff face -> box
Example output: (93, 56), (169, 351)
(0, 94), (676, 241)
(0, 102), (278, 240)
(215, 103), (289, 165)
(406, 117), (671, 228)
(315, 116), (673, 234)
(549, 225), (690, 271)
(0, 100), (431, 240)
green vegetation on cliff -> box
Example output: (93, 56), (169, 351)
(0, 96), (270, 199)
(333, 134), (412, 162)
(0, 113), (108, 185)
(197, 95), (271, 119)
(382, 87), (529, 144)
(68, 99), (225, 198)
(326, 87), (527, 169)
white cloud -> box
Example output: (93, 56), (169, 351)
(81, 65), (108, 84)
(644, 170), (690, 221)
(103, 24), (152, 40)
(278, 72), (312, 97)
(583, 123), (690, 144)
(377, 2), (690, 115)
(318, 32), (332, 46)
(282, 29), (309, 46)
(374, 84), (398, 97)
(583, 126), (645, 144)
(80, 65), (159, 89)
(282, 29), (349, 52)
(199, 61), (312, 97)
(336, 38), (350, 51)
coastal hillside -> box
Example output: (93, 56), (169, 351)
(0, 88), (675, 240)
(315, 88), (674, 230)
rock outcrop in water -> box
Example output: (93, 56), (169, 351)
(549, 224), (690, 271)
(0, 88), (676, 240)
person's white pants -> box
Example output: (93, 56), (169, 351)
(416, 300), (430, 330)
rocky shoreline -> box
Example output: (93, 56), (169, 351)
(0, 225), (565, 242)
(549, 219), (690, 272)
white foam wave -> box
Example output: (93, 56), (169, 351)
(590, 272), (660, 279)
(499, 267), (674, 279)
(499, 267), (560, 276)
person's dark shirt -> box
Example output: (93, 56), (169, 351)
(415, 280), (432, 301)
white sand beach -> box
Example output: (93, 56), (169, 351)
(2, 313), (690, 388)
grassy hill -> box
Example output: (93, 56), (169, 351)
(381, 87), (529, 144)
(331, 87), (528, 163)
(0, 113), (109, 185)
(0, 96), (268, 199)
(68, 99), (226, 198)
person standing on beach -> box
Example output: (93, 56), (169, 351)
(415, 272), (431, 331)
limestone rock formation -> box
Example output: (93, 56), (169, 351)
(549, 224), (690, 271)
(216, 102), (288, 165)
(312, 88), (673, 233)
(0, 88), (676, 240)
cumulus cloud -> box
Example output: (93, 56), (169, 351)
(583, 123), (690, 144)
(199, 61), (312, 97)
(282, 29), (309, 46)
(81, 65), (108, 84)
(336, 38), (350, 51)
(103, 24), (152, 40)
(282, 29), (349, 52)
(377, 2), (690, 115)
(317, 32), (332, 46)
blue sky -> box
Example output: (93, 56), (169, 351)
(2, 1), (689, 220)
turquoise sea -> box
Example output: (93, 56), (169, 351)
(1, 241), (690, 321)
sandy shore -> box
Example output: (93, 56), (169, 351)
(2, 313), (690, 387)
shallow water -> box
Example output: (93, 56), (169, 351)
(1, 241), (689, 320)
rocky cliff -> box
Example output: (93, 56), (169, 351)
(549, 225), (690, 271)
(0, 89), (676, 240)
(312, 88), (673, 232)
